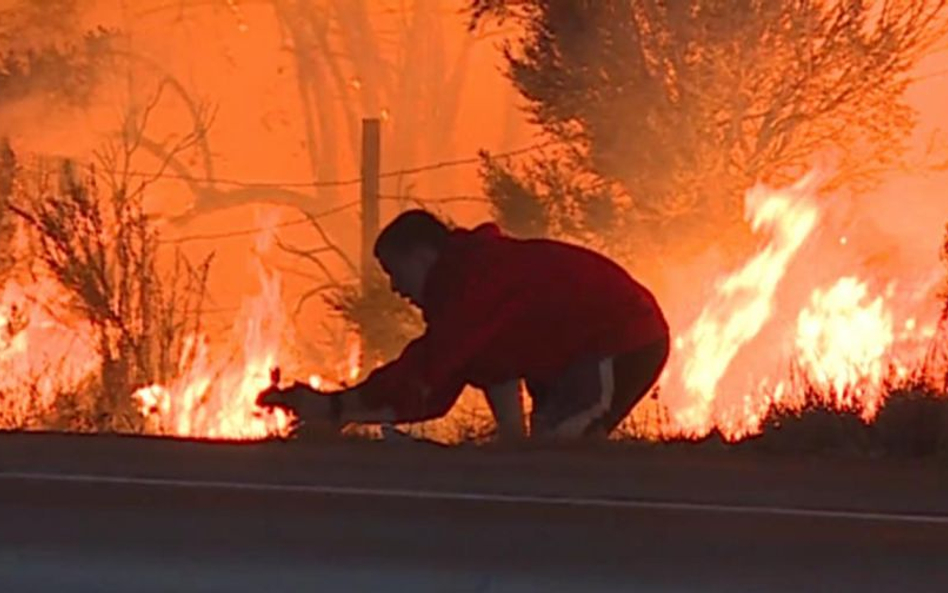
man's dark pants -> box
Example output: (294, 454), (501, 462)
(527, 333), (671, 438)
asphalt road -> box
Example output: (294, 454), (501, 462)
(1, 432), (947, 592)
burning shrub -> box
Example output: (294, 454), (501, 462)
(9, 159), (211, 432)
(719, 239), (948, 458)
(469, 0), (948, 264)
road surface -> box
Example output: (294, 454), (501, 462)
(1, 432), (947, 591)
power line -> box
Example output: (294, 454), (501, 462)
(156, 192), (497, 244)
(11, 162), (505, 245)
(92, 140), (556, 188)
(158, 200), (360, 245)
(15, 139), (555, 189)
(379, 194), (490, 204)
(14, 140), (558, 245)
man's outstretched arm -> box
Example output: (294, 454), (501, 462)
(259, 336), (465, 426)
(257, 380), (456, 427)
(260, 279), (522, 427)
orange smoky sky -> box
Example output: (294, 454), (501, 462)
(2, 0), (947, 365)
(1, 0), (533, 349)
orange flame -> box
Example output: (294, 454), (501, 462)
(0, 277), (99, 424)
(794, 277), (894, 416)
(133, 214), (294, 439)
(662, 173), (821, 437)
(3, 170), (944, 444)
(658, 171), (943, 440)
(792, 276), (938, 418)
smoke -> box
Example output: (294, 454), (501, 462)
(1, 1), (946, 438)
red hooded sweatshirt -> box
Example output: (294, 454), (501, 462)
(357, 223), (668, 422)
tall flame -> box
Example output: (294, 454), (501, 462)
(662, 173), (821, 437)
(133, 214), (293, 439)
(657, 172), (943, 440)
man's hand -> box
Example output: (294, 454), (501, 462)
(256, 372), (339, 431)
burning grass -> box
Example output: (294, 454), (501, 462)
(1, 164), (948, 453)
(736, 321), (948, 458)
(619, 319), (948, 458)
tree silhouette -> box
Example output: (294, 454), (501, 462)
(0, 0), (116, 109)
(0, 1), (119, 281)
(469, 0), (948, 264)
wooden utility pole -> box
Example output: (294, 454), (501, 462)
(0, 138), (16, 278)
(359, 118), (381, 364)
(360, 118), (381, 295)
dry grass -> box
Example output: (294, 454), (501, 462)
(741, 386), (948, 458)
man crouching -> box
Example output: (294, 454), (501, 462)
(258, 209), (670, 440)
